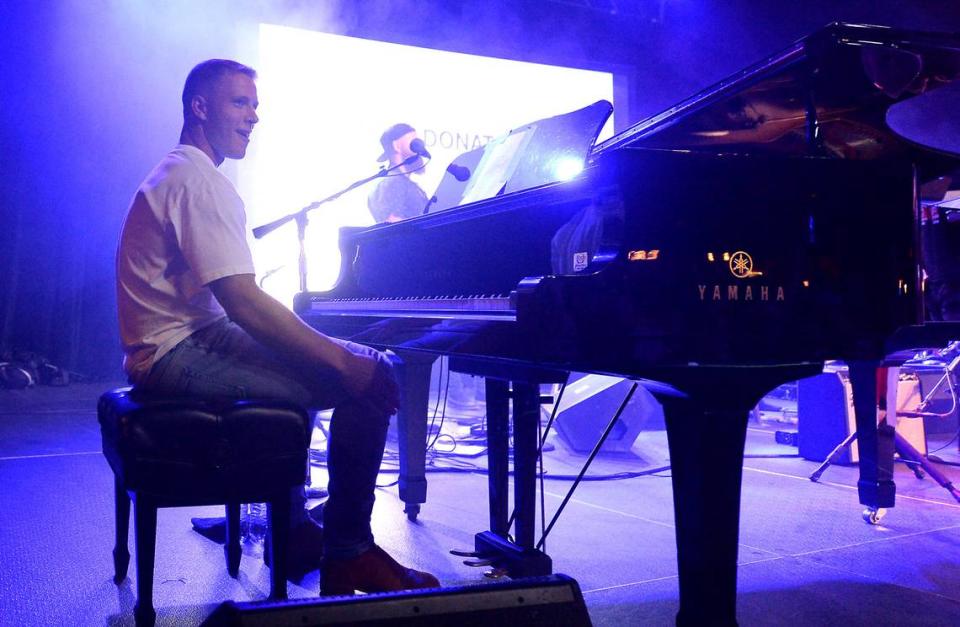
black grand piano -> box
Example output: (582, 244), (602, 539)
(295, 23), (960, 626)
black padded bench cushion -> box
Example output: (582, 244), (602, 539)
(98, 388), (311, 506)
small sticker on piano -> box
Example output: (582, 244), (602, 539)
(573, 252), (589, 272)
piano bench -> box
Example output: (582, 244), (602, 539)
(97, 388), (311, 627)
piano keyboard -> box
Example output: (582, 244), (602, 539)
(302, 294), (516, 320)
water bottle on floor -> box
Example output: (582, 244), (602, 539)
(241, 502), (267, 548)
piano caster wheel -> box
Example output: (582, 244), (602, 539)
(404, 503), (420, 521)
(862, 507), (887, 525)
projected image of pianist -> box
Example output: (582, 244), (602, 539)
(367, 123), (429, 223)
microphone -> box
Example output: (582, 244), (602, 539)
(446, 163), (471, 182)
(410, 138), (431, 159)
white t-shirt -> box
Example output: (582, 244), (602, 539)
(117, 144), (255, 382)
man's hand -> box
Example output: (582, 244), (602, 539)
(339, 350), (400, 415)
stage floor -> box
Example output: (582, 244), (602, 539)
(1, 382), (959, 625)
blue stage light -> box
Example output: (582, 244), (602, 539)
(552, 157), (584, 181)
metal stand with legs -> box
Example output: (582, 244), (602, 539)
(810, 430), (960, 499)
(810, 360), (960, 521)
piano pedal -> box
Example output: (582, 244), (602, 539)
(451, 547), (498, 568)
(483, 567), (510, 579)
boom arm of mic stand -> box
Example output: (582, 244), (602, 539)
(249, 157), (417, 291)
(251, 202), (321, 239)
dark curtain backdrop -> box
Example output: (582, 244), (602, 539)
(1, 1), (958, 381)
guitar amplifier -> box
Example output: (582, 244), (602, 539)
(798, 365), (926, 464)
(908, 363), (960, 437)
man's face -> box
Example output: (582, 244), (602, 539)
(393, 130), (418, 160)
(200, 72), (259, 164)
(393, 130), (423, 173)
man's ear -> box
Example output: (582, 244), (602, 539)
(190, 94), (208, 121)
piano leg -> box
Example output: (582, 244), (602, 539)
(473, 376), (552, 578)
(485, 379), (511, 537)
(661, 397), (747, 627)
(511, 381), (540, 550)
(847, 360), (897, 511)
(391, 351), (437, 521)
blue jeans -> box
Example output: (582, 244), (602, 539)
(139, 317), (392, 559)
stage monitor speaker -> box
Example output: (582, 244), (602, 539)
(798, 367), (926, 464)
(201, 573), (592, 626)
(553, 373), (663, 457)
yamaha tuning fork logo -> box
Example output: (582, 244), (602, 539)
(728, 251), (755, 279)
(699, 249), (785, 302)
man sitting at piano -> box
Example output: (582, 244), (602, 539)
(367, 122), (429, 223)
(115, 59), (439, 594)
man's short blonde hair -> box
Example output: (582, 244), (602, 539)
(182, 59), (256, 119)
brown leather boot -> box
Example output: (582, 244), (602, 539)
(320, 544), (440, 595)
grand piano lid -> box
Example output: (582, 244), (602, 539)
(592, 22), (960, 177)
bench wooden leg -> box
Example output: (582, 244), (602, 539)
(225, 502), (241, 577)
(133, 494), (157, 627)
(113, 477), (131, 583)
(267, 495), (291, 600)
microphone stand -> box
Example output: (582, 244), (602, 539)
(251, 154), (422, 293)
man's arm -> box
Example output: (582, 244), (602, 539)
(208, 273), (399, 414)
